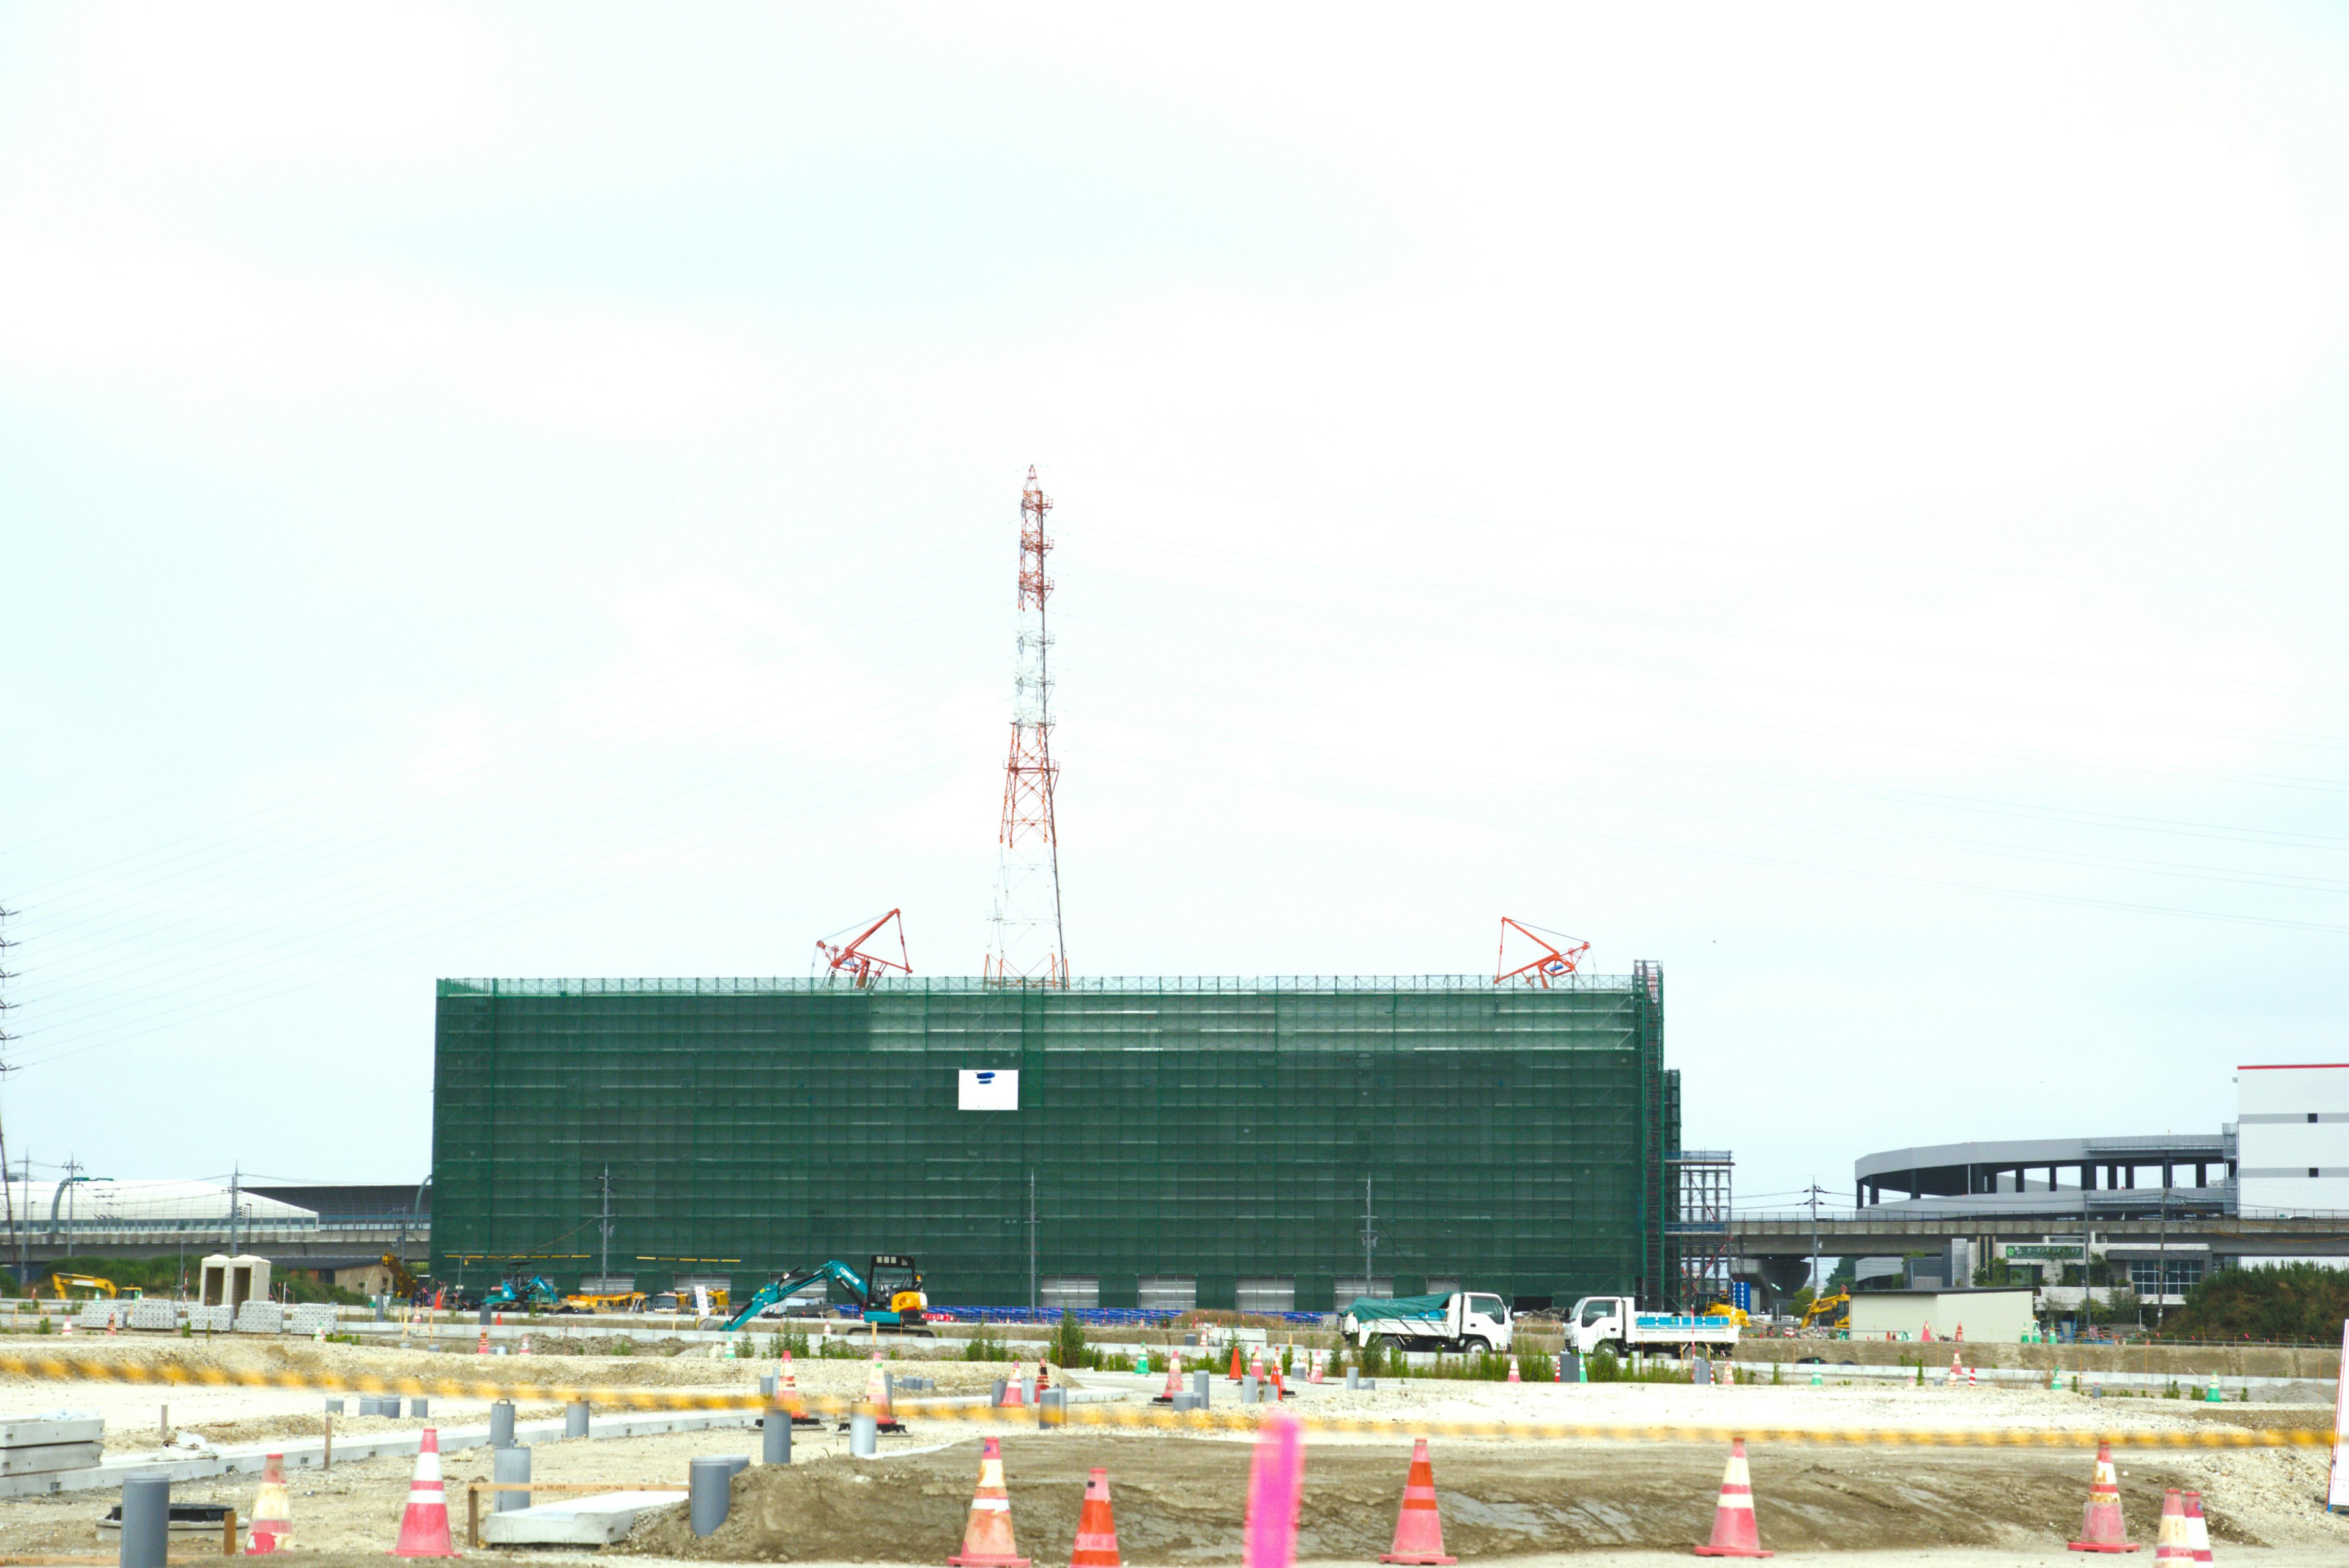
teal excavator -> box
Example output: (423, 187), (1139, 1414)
(726, 1254), (930, 1334)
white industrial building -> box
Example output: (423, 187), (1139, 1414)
(2235, 1061), (2349, 1223)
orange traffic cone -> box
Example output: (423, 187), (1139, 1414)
(2151, 1490), (2189, 1562)
(1152, 1358), (1184, 1404)
(948, 1435), (1030, 1567)
(1692, 1440), (1772, 1558)
(1069, 1467), (1121, 1567)
(61, 1319), (73, 1337)
(392, 1429), (459, 1557)
(1248, 1348), (1266, 1382)
(2066, 1441), (2140, 1553)
(245, 1452), (293, 1553)
(1308, 1352), (1324, 1385)
(1228, 1344), (1244, 1381)
(1506, 1356), (1521, 1384)
(1002, 1363), (1027, 1408)
(2180, 1492), (2211, 1564)
(107, 1311), (119, 1337)
(1379, 1438), (1455, 1564)
(520, 1334), (532, 1357)
(477, 1331), (489, 1355)
(1948, 1352), (1962, 1384)
(1036, 1361), (1052, 1394)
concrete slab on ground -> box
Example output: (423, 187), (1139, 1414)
(480, 1488), (688, 1545)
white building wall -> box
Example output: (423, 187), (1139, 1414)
(2236, 1063), (2349, 1214)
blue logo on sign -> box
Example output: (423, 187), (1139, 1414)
(975, 1071), (996, 1084)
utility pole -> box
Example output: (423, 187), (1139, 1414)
(1802, 1182), (1828, 1297)
(1359, 1175), (1379, 1296)
(0, 905), (17, 1293)
(228, 1165), (240, 1255)
(599, 1166), (613, 1282)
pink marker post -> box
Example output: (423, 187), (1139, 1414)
(1244, 1411), (1307, 1568)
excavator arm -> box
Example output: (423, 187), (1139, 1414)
(725, 1260), (875, 1333)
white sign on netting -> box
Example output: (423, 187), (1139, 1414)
(959, 1069), (1019, 1111)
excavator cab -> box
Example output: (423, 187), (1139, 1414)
(866, 1254), (926, 1325)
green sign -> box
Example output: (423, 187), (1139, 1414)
(2005, 1243), (2088, 1260)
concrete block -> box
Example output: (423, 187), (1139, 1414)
(127, 1301), (180, 1333)
(478, 1490), (686, 1547)
(185, 1306), (234, 1333)
(231, 1303), (283, 1335)
(286, 1304), (338, 1337)
(0, 1443), (103, 1476)
(0, 1416), (104, 1447)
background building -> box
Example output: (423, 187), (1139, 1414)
(2235, 1062), (2349, 1218)
(429, 970), (1678, 1309)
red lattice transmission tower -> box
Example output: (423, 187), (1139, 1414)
(985, 467), (1069, 986)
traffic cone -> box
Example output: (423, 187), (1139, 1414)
(1002, 1363), (1027, 1408)
(1152, 1358), (1183, 1404)
(2151, 1490), (2190, 1562)
(1069, 1467), (1121, 1567)
(1378, 1438), (1457, 1564)
(520, 1334), (532, 1357)
(61, 1319), (73, 1337)
(782, 1351), (797, 1389)
(107, 1311), (119, 1337)
(1692, 1441), (1772, 1558)
(2180, 1493), (2211, 1564)
(1309, 1352), (1324, 1385)
(1948, 1352), (1962, 1383)
(1506, 1356), (1521, 1384)
(245, 1452), (293, 1554)
(1967, 1366), (1978, 1388)
(392, 1429), (459, 1557)
(947, 1436), (1030, 1567)
(1228, 1344), (1244, 1381)
(1036, 1361), (1052, 1394)
(477, 1331), (489, 1355)
(2066, 1441), (2139, 1552)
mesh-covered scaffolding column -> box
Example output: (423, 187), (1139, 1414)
(1665, 1150), (1732, 1313)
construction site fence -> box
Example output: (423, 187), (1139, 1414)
(437, 974), (1644, 997)
(1, 1355), (2335, 1451)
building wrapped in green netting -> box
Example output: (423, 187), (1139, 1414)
(431, 971), (1678, 1311)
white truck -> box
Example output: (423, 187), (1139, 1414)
(1340, 1292), (1514, 1354)
(1567, 1295), (1741, 1357)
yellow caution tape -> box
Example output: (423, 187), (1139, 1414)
(1, 1355), (2335, 1449)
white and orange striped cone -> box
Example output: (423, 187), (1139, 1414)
(2151, 1490), (2191, 1562)
(1002, 1363), (1027, 1408)
(1378, 1438), (1457, 1564)
(1152, 1358), (1184, 1404)
(1948, 1352), (1962, 1385)
(2066, 1441), (2140, 1553)
(1954, 1322), (1964, 1342)
(477, 1331), (490, 1355)
(947, 1435), (1030, 1567)
(520, 1334), (532, 1357)
(392, 1429), (459, 1557)
(1506, 1356), (1521, 1384)
(1069, 1467), (1122, 1567)
(1966, 1365), (1978, 1388)
(1308, 1352), (1324, 1386)
(106, 1311), (119, 1337)
(245, 1452), (293, 1554)
(1692, 1440), (1772, 1558)
(1036, 1360), (1052, 1394)
(60, 1319), (72, 1337)
(1248, 1348), (1266, 1383)
(2180, 1492), (2212, 1564)
(864, 1352), (907, 1432)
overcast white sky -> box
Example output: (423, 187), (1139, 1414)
(4, 3), (2348, 1211)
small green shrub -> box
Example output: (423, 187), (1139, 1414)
(1050, 1311), (1088, 1368)
(963, 1327), (1012, 1363)
(612, 1338), (635, 1356)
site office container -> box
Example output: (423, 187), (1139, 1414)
(430, 972), (1677, 1309)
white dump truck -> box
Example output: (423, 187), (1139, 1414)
(1340, 1292), (1514, 1354)
(1567, 1295), (1742, 1357)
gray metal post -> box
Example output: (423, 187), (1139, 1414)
(881, 1369), (893, 1410)
(688, 1456), (732, 1536)
(850, 1413), (877, 1456)
(1039, 1388), (1066, 1428)
(759, 1374), (776, 1398)
(1193, 1369), (1209, 1407)
(479, 1304), (492, 1328)
(564, 1402), (588, 1439)
(991, 1378), (1007, 1408)
(493, 1444), (530, 1512)
(324, 1398), (344, 1414)
(489, 1400), (514, 1448)
(1346, 1369), (1359, 1391)
(118, 1474), (168, 1568)
(408, 1397), (429, 1418)
(1241, 1374), (1258, 1404)
(763, 1411), (791, 1465)
(721, 1455), (751, 1479)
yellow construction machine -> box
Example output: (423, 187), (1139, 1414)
(1702, 1301), (1749, 1327)
(45, 1274), (138, 1300)
(1800, 1289), (1850, 1330)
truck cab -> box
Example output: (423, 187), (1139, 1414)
(1567, 1294), (1741, 1356)
(1343, 1291), (1514, 1354)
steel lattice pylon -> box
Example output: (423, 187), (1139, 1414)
(985, 468), (1069, 986)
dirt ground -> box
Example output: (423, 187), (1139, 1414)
(1, 1348), (2343, 1563)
